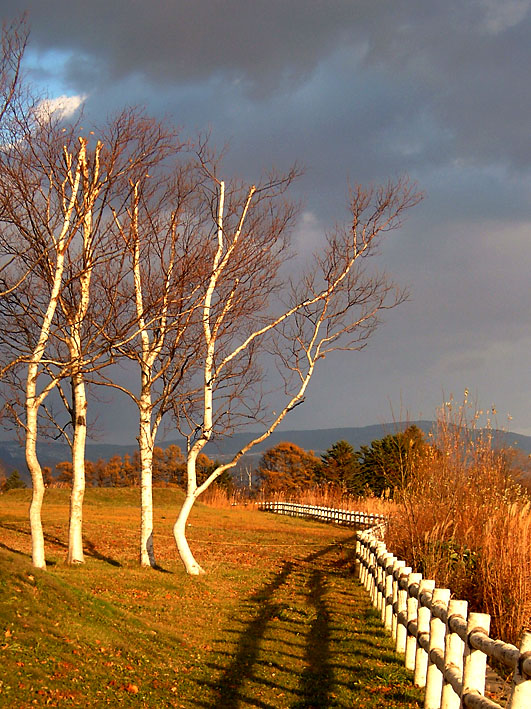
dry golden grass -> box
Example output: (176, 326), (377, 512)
(0, 488), (423, 708)
(386, 399), (531, 644)
(239, 485), (398, 515)
(478, 501), (531, 639)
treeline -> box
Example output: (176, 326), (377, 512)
(1, 424), (423, 495)
(41, 446), (233, 491)
(6, 422), (527, 501)
(256, 425), (426, 497)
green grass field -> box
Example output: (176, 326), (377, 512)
(0, 488), (422, 707)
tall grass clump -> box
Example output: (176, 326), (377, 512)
(256, 484), (397, 516)
(386, 397), (531, 644)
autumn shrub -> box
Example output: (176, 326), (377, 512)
(386, 398), (531, 644)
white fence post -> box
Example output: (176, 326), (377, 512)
(359, 534), (369, 589)
(379, 552), (394, 620)
(441, 598), (467, 709)
(405, 572), (422, 671)
(414, 579), (435, 689)
(395, 566), (412, 656)
(370, 541), (383, 606)
(392, 559), (406, 641)
(462, 612), (491, 704)
(383, 555), (396, 628)
(424, 587), (450, 708)
(507, 631), (531, 709)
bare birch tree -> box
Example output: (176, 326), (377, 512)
(106, 159), (207, 567)
(0, 114), (87, 568)
(172, 171), (421, 574)
(0, 105), (177, 567)
(50, 112), (178, 565)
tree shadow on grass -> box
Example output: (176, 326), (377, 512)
(0, 540), (56, 565)
(0, 522), (122, 567)
(207, 560), (295, 709)
(197, 538), (357, 708)
(83, 538), (122, 567)
(152, 563), (172, 573)
(293, 568), (333, 709)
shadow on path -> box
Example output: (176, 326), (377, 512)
(295, 569), (332, 708)
(201, 537), (358, 708)
(186, 529), (422, 707)
(209, 560), (295, 709)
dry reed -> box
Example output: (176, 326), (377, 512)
(255, 485), (397, 515)
(386, 397), (531, 644)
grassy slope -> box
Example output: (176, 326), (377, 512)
(0, 489), (422, 708)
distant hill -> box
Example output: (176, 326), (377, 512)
(2, 421), (530, 485)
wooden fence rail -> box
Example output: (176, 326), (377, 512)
(356, 528), (531, 709)
(260, 501), (531, 709)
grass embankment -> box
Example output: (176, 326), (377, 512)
(0, 488), (422, 708)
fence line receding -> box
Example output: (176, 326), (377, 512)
(260, 501), (531, 709)
(258, 500), (385, 529)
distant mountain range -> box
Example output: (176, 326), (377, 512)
(2, 421), (530, 486)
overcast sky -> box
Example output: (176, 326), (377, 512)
(2, 1), (530, 439)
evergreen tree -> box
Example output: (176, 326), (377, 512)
(2, 469), (27, 491)
(357, 425), (425, 496)
(316, 440), (364, 493)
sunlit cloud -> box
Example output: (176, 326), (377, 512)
(36, 93), (87, 121)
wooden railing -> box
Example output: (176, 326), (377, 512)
(260, 501), (531, 708)
(357, 527), (531, 709)
(258, 501), (385, 529)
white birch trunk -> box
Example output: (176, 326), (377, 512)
(64, 139), (99, 564)
(127, 182), (169, 568)
(64, 294), (90, 565)
(173, 490), (204, 575)
(138, 398), (155, 567)
(24, 140), (83, 568)
(172, 443), (205, 574)
(26, 398), (46, 569)
(67, 370), (87, 563)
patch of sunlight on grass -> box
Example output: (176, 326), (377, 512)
(0, 489), (422, 707)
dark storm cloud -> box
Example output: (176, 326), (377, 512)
(0, 0), (528, 435)
(4, 0), (529, 171)
(9, 1), (361, 90)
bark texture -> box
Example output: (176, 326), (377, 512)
(173, 492), (205, 575)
